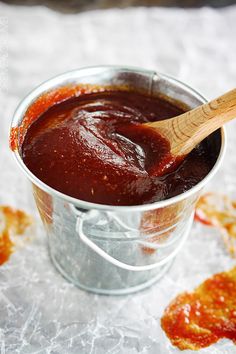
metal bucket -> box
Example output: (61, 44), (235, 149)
(11, 66), (226, 295)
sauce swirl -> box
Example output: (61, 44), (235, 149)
(21, 90), (217, 206)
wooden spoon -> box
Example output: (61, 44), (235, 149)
(145, 88), (236, 158)
(139, 88), (236, 176)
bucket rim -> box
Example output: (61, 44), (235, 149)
(10, 65), (226, 212)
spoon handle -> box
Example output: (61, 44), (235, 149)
(180, 88), (236, 151)
(151, 88), (236, 156)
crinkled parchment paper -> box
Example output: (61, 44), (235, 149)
(0, 2), (236, 353)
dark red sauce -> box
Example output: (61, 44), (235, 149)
(21, 89), (217, 206)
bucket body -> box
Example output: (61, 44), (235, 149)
(11, 66), (225, 295)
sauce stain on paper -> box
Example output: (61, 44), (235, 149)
(161, 266), (236, 350)
(195, 192), (236, 257)
(0, 206), (32, 265)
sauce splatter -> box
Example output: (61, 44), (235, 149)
(195, 192), (236, 257)
(9, 127), (18, 152)
(161, 266), (236, 350)
(0, 206), (32, 265)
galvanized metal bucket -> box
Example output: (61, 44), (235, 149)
(11, 66), (226, 295)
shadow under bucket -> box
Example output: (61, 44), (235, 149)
(11, 66), (226, 295)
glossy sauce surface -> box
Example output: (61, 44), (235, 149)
(161, 266), (236, 350)
(22, 90), (217, 206)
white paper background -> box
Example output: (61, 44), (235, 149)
(0, 2), (236, 353)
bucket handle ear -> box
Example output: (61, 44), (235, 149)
(75, 210), (192, 272)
